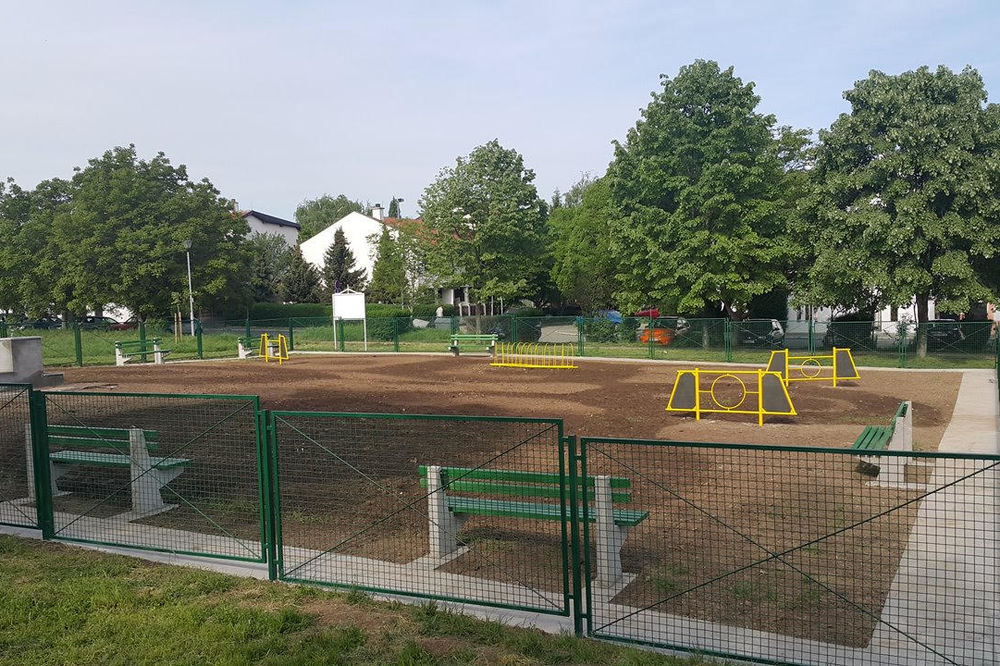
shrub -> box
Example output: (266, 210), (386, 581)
(412, 304), (456, 319)
(366, 312), (412, 341)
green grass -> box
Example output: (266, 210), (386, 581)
(0, 536), (712, 665)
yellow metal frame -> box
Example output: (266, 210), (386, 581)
(767, 347), (860, 387)
(259, 333), (290, 365)
(665, 368), (796, 426)
(490, 342), (577, 369)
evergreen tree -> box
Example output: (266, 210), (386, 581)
(368, 225), (407, 303)
(387, 197), (401, 218)
(322, 228), (367, 294)
(280, 246), (321, 302)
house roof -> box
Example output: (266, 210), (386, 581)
(241, 210), (301, 230)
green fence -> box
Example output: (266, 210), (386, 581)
(269, 411), (571, 615)
(578, 437), (1000, 665)
(3, 383), (998, 665)
(0, 384), (36, 528)
(37, 390), (267, 561)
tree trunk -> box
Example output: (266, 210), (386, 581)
(915, 294), (930, 358)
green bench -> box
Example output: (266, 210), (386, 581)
(853, 401), (912, 485)
(25, 424), (191, 518)
(419, 465), (648, 587)
(449, 334), (498, 357)
(115, 338), (171, 366)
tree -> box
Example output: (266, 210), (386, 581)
(548, 177), (619, 311)
(321, 228), (367, 294)
(387, 197), (401, 218)
(808, 66), (1000, 338)
(418, 139), (547, 303)
(247, 233), (294, 302)
(607, 60), (797, 317)
(367, 225), (407, 303)
(280, 246), (322, 302)
(294, 194), (364, 241)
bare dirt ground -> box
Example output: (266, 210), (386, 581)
(50, 354), (966, 646)
(61, 354), (961, 448)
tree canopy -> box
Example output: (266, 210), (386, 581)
(418, 139), (547, 303)
(607, 60), (799, 317)
(807, 65), (1000, 321)
(294, 194), (364, 241)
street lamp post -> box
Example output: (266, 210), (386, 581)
(183, 240), (195, 336)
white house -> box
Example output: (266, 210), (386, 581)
(241, 210), (300, 246)
(300, 204), (389, 280)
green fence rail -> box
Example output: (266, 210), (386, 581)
(3, 382), (999, 665)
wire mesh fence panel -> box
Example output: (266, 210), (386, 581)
(906, 321), (997, 369)
(579, 439), (999, 666)
(40, 392), (266, 561)
(0, 384), (37, 528)
(270, 412), (570, 615)
(398, 317), (453, 352)
(9, 326), (78, 367)
(657, 318), (729, 362)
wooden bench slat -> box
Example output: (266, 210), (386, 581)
(420, 478), (632, 502)
(49, 451), (191, 469)
(419, 466), (631, 489)
(47, 436), (160, 453)
(445, 496), (649, 527)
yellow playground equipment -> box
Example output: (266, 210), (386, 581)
(766, 347), (860, 387)
(666, 368), (796, 426)
(259, 333), (289, 364)
(490, 342), (577, 369)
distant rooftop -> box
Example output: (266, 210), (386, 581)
(241, 209), (301, 230)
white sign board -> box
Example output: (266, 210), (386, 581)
(331, 289), (367, 351)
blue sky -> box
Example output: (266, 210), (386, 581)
(1, 1), (997, 221)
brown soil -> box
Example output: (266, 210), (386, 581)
(60, 355), (960, 448)
(52, 355), (965, 647)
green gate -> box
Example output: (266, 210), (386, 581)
(37, 391), (268, 562)
(578, 437), (1000, 665)
(0, 384), (38, 528)
(269, 411), (573, 615)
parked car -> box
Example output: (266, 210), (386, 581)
(823, 316), (877, 349)
(78, 315), (120, 330)
(925, 319), (965, 350)
(15, 316), (62, 330)
(637, 316), (690, 346)
(738, 319), (785, 348)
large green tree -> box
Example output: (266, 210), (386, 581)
(294, 194), (364, 241)
(53, 146), (249, 320)
(247, 233), (295, 303)
(280, 246), (322, 302)
(418, 139), (547, 303)
(807, 65), (1000, 326)
(367, 225), (408, 303)
(548, 176), (619, 311)
(607, 60), (798, 317)
(321, 228), (367, 294)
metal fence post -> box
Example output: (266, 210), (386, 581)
(566, 434), (584, 636)
(808, 319), (815, 354)
(28, 389), (55, 539)
(511, 315), (518, 343)
(393, 317), (400, 352)
(899, 331), (907, 368)
(648, 316), (655, 359)
(725, 320), (733, 362)
(337, 319), (345, 352)
(577, 318), (585, 357)
(245, 316), (251, 341)
(195, 320), (204, 359)
(138, 320), (148, 363)
(73, 322), (83, 366)
(287, 318), (295, 351)
(0, 320), (7, 337)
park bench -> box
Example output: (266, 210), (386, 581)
(237, 336), (257, 359)
(419, 465), (648, 587)
(25, 423), (191, 518)
(449, 334), (498, 357)
(115, 338), (170, 366)
(853, 400), (912, 486)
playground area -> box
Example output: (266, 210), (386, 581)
(59, 354), (962, 447)
(3, 352), (993, 664)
